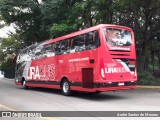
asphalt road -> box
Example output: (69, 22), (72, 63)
(0, 78), (160, 120)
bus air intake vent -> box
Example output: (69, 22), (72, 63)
(109, 50), (130, 52)
(111, 54), (130, 56)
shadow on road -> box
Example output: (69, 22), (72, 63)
(18, 87), (127, 101)
(72, 92), (127, 101)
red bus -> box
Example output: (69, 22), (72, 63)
(15, 24), (137, 95)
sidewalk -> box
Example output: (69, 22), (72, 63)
(137, 85), (160, 89)
(3, 77), (14, 81)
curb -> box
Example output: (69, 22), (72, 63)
(137, 85), (160, 89)
(3, 77), (14, 81)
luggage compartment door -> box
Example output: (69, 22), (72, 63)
(82, 68), (94, 88)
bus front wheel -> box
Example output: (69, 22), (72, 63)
(22, 80), (28, 89)
(61, 79), (72, 96)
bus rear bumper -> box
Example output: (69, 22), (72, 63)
(95, 85), (136, 92)
(71, 85), (136, 93)
(71, 81), (136, 92)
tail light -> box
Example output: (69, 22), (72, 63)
(100, 59), (106, 79)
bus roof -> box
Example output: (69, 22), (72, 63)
(44, 24), (132, 45)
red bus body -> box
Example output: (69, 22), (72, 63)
(15, 24), (137, 94)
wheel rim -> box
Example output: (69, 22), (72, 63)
(63, 82), (69, 93)
(23, 81), (26, 87)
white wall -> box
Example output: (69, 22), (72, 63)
(0, 71), (4, 78)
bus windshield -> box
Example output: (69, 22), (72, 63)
(104, 28), (132, 46)
(16, 42), (44, 63)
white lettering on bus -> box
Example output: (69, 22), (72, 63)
(27, 66), (40, 80)
(69, 57), (89, 62)
(105, 67), (126, 73)
(27, 64), (55, 80)
(48, 64), (55, 80)
(35, 66), (40, 79)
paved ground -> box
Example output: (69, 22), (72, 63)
(0, 78), (160, 120)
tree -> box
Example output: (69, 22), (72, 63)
(114, 0), (160, 72)
(49, 0), (117, 37)
(0, 36), (21, 78)
(0, 0), (48, 45)
(0, 56), (15, 78)
(0, 0), (160, 80)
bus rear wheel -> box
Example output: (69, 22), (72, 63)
(61, 79), (72, 96)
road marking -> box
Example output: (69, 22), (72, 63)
(0, 104), (17, 111)
(41, 117), (60, 120)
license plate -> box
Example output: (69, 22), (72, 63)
(118, 82), (124, 86)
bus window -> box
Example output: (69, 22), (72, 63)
(85, 31), (100, 50)
(58, 40), (69, 54)
(71, 35), (85, 52)
(54, 41), (67, 55)
(42, 44), (54, 57)
(17, 48), (31, 63)
(33, 44), (44, 59)
(93, 31), (100, 48)
(104, 28), (132, 46)
(70, 38), (75, 53)
(54, 42), (61, 55)
(69, 31), (100, 53)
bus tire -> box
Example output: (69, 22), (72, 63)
(22, 79), (28, 89)
(89, 91), (101, 95)
(61, 79), (72, 96)
(93, 91), (101, 94)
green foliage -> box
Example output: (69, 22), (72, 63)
(0, 37), (20, 77)
(137, 79), (160, 86)
(0, 37), (21, 55)
(0, 0), (49, 45)
(51, 23), (76, 37)
(138, 71), (154, 81)
(137, 70), (160, 85)
(0, 49), (5, 61)
(0, 56), (15, 78)
(0, 56), (14, 72)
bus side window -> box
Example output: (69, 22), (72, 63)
(70, 38), (75, 53)
(66, 39), (71, 53)
(34, 45), (44, 59)
(72, 36), (78, 51)
(85, 32), (94, 50)
(39, 45), (46, 58)
(54, 42), (60, 55)
(79, 34), (86, 51)
(93, 31), (100, 48)
(59, 40), (69, 54)
(51, 43), (56, 56)
(42, 44), (54, 57)
(72, 35), (85, 52)
(86, 31), (100, 50)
